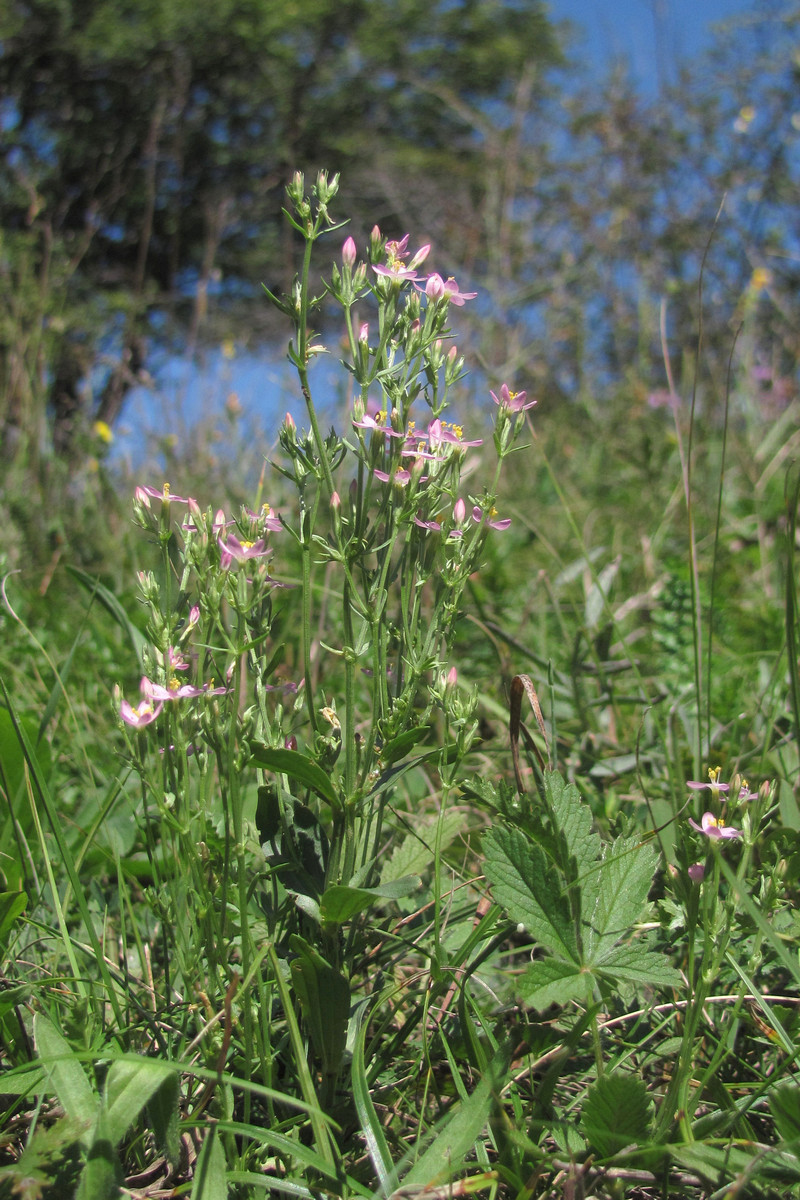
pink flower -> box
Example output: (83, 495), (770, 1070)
(472, 505), (511, 531)
(141, 675), (206, 701)
(120, 698), (162, 728)
(490, 384), (535, 413)
(243, 504), (283, 533)
(687, 766), (729, 798)
(372, 235), (430, 282)
(353, 412), (406, 438)
(218, 534), (271, 570)
(373, 467), (413, 486)
(136, 483), (190, 505)
(688, 812), (742, 840)
(168, 646), (190, 672)
(420, 273), (477, 306)
(342, 236), (357, 267)
(688, 862), (705, 882)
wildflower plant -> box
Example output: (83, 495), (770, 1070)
(113, 170), (527, 1148)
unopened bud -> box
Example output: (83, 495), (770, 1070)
(342, 236), (357, 267)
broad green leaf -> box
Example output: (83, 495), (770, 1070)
(593, 939), (682, 988)
(380, 811), (464, 885)
(289, 936), (350, 1078)
(100, 1057), (174, 1148)
(319, 877), (420, 926)
(380, 726), (431, 764)
(585, 837), (658, 964)
(580, 1073), (651, 1159)
(0, 891), (27, 948)
(401, 1052), (505, 1190)
(193, 1126), (227, 1200)
(545, 771), (601, 883)
(34, 1014), (96, 1140)
(545, 770), (602, 928)
(249, 745), (340, 810)
(483, 826), (577, 962)
(148, 1071), (181, 1168)
(75, 1139), (121, 1200)
(771, 1085), (800, 1145)
(519, 958), (587, 1011)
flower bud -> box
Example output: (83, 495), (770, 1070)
(342, 236), (357, 267)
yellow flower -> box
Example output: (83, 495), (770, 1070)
(749, 267), (772, 293)
(92, 420), (113, 444)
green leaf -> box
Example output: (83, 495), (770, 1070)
(249, 745), (340, 810)
(593, 939), (682, 988)
(519, 958), (587, 1011)
(401, 1050), (506, 1190)
(483, 825), (577, 962)
(0, 891), (27, 948)
(34, 1014), (97, 1142)
(380, 726), (431, 764)
(580, 1073), (651, 1158)
(319, 877), (420, 926)
(100, 1057), (174, 1149)
(380, 812), (464, 884)
(586, 837), (658, 964)
(193, 1126), (227, 1200)
(351, 1002), (396, 1194)
(147, 1071), (181, 1168)
(545, 770), (601, 884)
(771, 1085), (800, 1145)
(289, 936), (350, 1079)
(75, 1139), (121, 1200)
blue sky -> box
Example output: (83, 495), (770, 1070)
(548, 0), (756, 91)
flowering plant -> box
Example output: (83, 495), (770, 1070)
(115, 171), (531, 1120)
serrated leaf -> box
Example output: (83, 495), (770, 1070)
(519, 958), (587, 1011)
(249, 745), (340, 810)
(380, 812), (464, 884)
(593, 939), (682, 988)
(585, 837), (657, 963)
(483, 826), (577, 962)
(546, 771), (601, 882)
(580, 1073), (651, 1158)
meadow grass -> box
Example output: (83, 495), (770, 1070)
(0, 175), (799, 1200)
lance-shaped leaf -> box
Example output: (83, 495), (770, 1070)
(289, 935), (350, 1079)
(319, 876), (421, 926)
(250, 744), (341, 810)
(483, 825), (578, 963)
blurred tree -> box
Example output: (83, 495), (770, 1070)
(0, 0), (562, 459)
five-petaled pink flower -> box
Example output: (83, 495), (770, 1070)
(373, 235), (430, 282)
(141, 675), (207, 701)
(120, 698), (162, 728)
(687, 766), (729, 798)
(490, 384), (536, 413)
(135, 483), (190, 506)
(218, 534), (271, 570)
(472, 505), (511, 531)
(420, 273), (477, 306)
(689, 812), (742, 840)
(353, 412), (406, 438)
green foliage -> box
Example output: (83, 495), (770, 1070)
(484, 769), (681, 1010)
